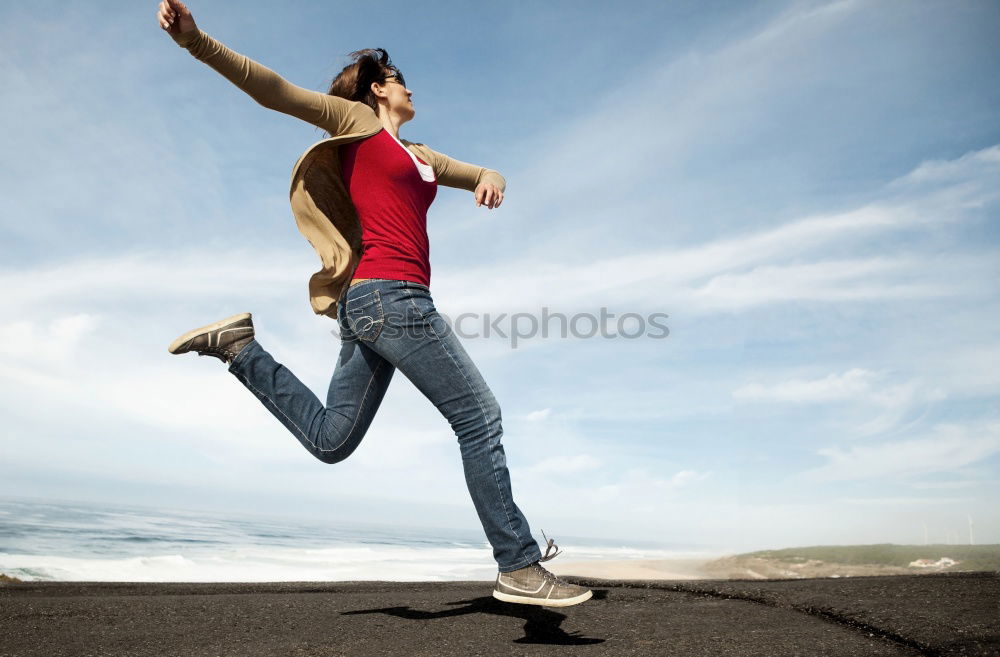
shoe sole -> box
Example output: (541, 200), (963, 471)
(492, 588), (593, 607)
(168, 312), (252, 354)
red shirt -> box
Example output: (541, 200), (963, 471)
(340, 129), (438, 286)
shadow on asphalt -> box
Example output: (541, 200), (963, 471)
(341, 589), (612, 645)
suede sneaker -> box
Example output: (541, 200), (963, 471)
(168, 312), (254, 364)
(493, 533), (593, 607)
(493, 561), (593, 607)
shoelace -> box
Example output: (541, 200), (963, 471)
(537, 529), (563, 563)
(196, 346), (236, 363)
(531, 562), (560, 584)
(532, 530), (565, 583)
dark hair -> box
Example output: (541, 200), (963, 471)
(327, 48), (404, 119)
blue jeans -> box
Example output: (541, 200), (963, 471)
(228, 277), (543, 572)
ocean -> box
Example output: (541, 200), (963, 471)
(0, 496), (716, 582)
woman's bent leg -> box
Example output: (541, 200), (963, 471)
(357, 280), (543, 572)
(228, 337), (395, 464)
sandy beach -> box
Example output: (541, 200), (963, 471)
(547, 557), (714, 580)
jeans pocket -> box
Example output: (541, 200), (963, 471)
(344, 289), (385, 343)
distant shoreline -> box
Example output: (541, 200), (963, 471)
(5, 544), (997, 584)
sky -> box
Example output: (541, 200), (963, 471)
(1, 0), (998, 553)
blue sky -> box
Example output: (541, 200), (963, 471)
(1, 0), (998, 552)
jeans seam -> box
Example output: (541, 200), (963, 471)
(409, 295), (533, 566)
(231, 368), (319, 453)
(343, 357), (385, 446)
(231, 348), (355, 458)
(348, 289), (379, 305)
(499, 553), (541, 573)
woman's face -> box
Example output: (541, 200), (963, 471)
(375, 73), (414, 121)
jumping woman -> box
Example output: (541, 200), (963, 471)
(156, 0), (592, 607)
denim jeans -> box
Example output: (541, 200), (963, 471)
(228, 277), (543, 572)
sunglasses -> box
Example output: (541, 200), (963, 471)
(383, 73), (407, 88)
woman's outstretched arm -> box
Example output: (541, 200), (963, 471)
(156, 0), (359, 136)
(433, 148), (506, 209)
(404, 142), (506, 209)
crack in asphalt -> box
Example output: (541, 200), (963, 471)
(572, 578), (937, 657)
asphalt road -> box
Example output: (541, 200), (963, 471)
(1, 572), (997, 656)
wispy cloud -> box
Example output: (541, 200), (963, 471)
(798, 421), (1000, 483)
(423, 140), (1000, 318)
(525, 454), (603, 476)
(836, 496), (976, 506)
(733, 368), (946, 438)
(734, 368), (883, 403)
(524, 408), (552, 421)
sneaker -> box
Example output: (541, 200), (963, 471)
(492, 533), (593, 607)
(494, 561), (593, 607)
(168, 312), (254, 364)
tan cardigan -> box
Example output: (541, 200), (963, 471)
(171, 29), (506, 319)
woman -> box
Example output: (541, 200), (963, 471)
(156, 0), (592, 607)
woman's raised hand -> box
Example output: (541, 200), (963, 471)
(156, 0), (198, 37)
(475, 182), (504, 210)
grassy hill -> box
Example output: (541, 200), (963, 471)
(703, 544), (1000, 580)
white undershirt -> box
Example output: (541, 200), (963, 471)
(386, 130), (437, 183)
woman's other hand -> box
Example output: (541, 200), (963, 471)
(475, 182), (504, 209)
(157, 0), (198, 36)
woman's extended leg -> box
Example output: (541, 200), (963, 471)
(227, 331), (395, 464)
(346, 279), (543, 572)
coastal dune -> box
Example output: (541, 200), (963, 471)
(549, 544), (1000, 581)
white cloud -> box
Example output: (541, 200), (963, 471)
(689, 258), (953, 310)
(525, 453), (602, 476)
(525, 408), (552, 421)
(798, 421), (1000, 482)
(733, 368), (948, 438)
(586, 467), (708, 502)
(836, 496), (975, 506)
(908, 479), (995, 490)
(671, 469), (712, 487)
(424, 143), (1000, 319)
(889, 144), (1000, 188)
(0, 314), (101, 363)
(0, 249), (308, 313)
(734, 368), (879, 403)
